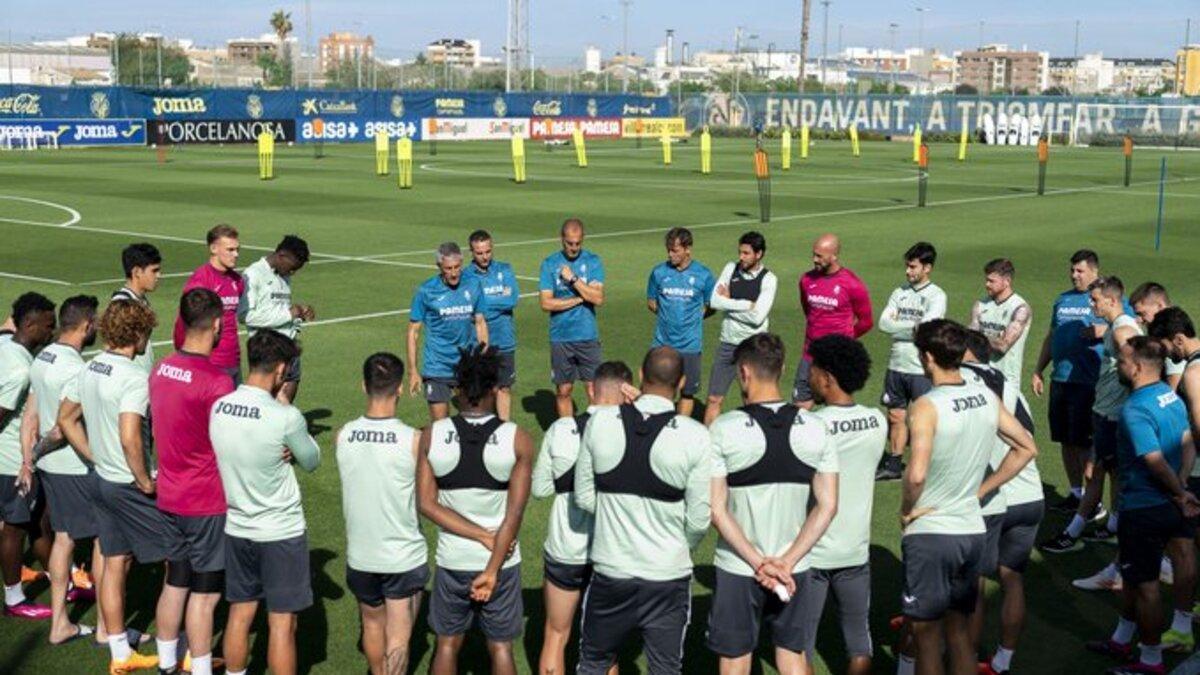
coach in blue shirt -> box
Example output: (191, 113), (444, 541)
(408, 241), (488, 420)
(1031, 249), (1132, 512)
(1092, 335), (1198, 670)
(464, 229), (520, 420)
(539, 218), (605, 419)
(646, 226), (715, 416)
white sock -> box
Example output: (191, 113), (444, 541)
(4, 583), (24, 606)
(227, 670), (247, 675)
(1162, 557), (1174, 575)
(156, 638), (178, 670)
(108, 633), (132, 661)
(1140, 642), (1163, 666)
(1113, 617), (1137, 644)
(1107, 512), (1119, 533)
(191, 653), (213, 675)
(1071, 486), (1084, 498)
(1172, 610), (1194, 634)
(991, 646), (1013, 671)
(1066, 514), (1086, 538)
(897, 655), (915, 675)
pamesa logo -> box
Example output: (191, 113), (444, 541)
(390, 95), (405, 118)
(493, 96), (508, 118)
(246, 94), (263, 119)
(89, 92), (110, 119)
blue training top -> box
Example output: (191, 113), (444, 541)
(463, 261), (519, 353)
(539, 249), (605, 344)
(410, 274), (484, 378)
(1049, 289), (1133, 384)
(646, 259), (715, 354)
(1117, 380), (1191, 512)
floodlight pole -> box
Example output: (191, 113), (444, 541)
(820, 0), (830, 89)
(621, 0), (632, 93)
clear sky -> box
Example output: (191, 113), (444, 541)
(4, 0), (1193, 65)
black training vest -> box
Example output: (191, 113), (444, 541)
(728, 266), (768, 302)
(725, 404), (817, 488)
(435, 415), (508, 491)
(962, 362), (1034, 435)
(594, 404), (685, 502)
(1177, 351), (1200, 415)
(553, 412), (591, 495)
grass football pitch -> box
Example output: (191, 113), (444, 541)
(1, 137), (1199, 673)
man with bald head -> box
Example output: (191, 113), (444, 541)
(573, 346), (712, 674)
(794, 234), (874, 408)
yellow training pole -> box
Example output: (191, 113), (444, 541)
(781, 125), (792, 170)
(700, 126), (712, 174)
(375, 132), (390, 175)
(661, 129), (672, 166)
(849, 124), (860, 157)
(957, 113), (969, 162)
(257, 131), (274, 180)
(800, 124), (810, 159)
(511, 132), (526, 183)
(573, 128), (588, 168)
(912, 125), (922, 163)
(396, 137), (413, 189)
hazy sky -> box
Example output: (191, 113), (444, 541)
(4, 1), (1193, 64)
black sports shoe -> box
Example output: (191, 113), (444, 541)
(1082, 527), (1118, 544)
(1038, 532), (1083, 554)
(875, 455), (904, 481)
(1053, 493), (1082, 513)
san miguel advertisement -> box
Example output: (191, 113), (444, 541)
(530, 117), (622, 140)
(148, 119), (295, 145)
(422, 117), (531, 141)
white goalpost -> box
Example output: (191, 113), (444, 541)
(1070, 102), (1199, 149)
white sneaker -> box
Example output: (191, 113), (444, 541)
(1073, 563), (1123, 591)
(1161, 556), (1175, 585)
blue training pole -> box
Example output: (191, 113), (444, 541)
(1155, 157), (1166, 252)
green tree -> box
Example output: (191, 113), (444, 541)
(269, 10), (294, 86)
(1041, 86), (1069, 96)
(113, 34), (191, 87)
(954, 83), (979, 95)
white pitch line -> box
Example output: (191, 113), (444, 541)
(0, 271), (73, 286)
(0, 195), (81, 227)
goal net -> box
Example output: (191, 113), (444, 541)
(1070, 103), (1200, 149)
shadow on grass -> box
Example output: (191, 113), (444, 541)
(303, 408), (334, 438)
(522, 389), (564, 432)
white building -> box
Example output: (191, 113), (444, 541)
(585, 46), (601, 74)
(0, 43), (113, 85)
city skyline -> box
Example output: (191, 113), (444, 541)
(4, 0), (1194, 65)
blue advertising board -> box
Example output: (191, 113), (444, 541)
(0, 118), (146, 146)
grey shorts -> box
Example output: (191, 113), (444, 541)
(678, 352), (702, 397)
(707, 341), (740, 399)
(881, 369), (933, 409)
(39, 470), (98, 540)
(1093, 413), (1120, 468)
(980, 513), (1006, 578)
(423, 377), (456, 404)
(544, 554), (591, 592)
(707, 567), (810, 657)
(429, 565), (523, 642)
(791, 358), (813, 403)
(166, 513), (226, 573)
(225, 533), (312, 613)
(284, 355), (302, 383)
(497, 351), (516, 388)
(94, 477), (185, 563)
(579, 572), (690, 674)
(999, 500), (1044, 573)
(796, 564), (873, 658)
(901, 533), (985, 621)
(550, 340), (602, 385)
(0, 472), (42, 526)
(347, 564), (429, 607)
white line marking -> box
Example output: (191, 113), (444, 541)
(0, 271), (72, 286)
(0, 195), (81, 227)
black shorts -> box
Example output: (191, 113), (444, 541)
(1188, 477), (1200, 528)
(544, 554), (591, 591)
(998, 500), (1044, 573)
(94, 478), (186, 563)
(429, 565), (523, 642)
(1049, 381), (1095, 447)
(578, 572), (690, 675)
(166, 513), (226, 573)
(1092, 413), (1120, 469)
(347, 564), (429, 607)
(979, 514), (1006, 578)
(39, 471), (98, 540)
(791, 358), (813, 403)
(225, 533), (312, 613)
(0, 472), (41, 526)
(881, 369), (933, 409)
(707, 341), (740, 399)
(795, 564), (872, 658)
(1118, 503), (1192, 586)
(423, 377), (456, 404)
(550, 340), (602, 385)
(706, 567), (810, 657)
(901, 533), (985, 621)
(497, 350), (516, 388)
(679, 352), (701, 397)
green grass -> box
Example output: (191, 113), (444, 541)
(0, 137), (1199, 674)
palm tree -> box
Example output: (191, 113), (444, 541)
(798, 0), (811, 93)
(269, 10), (294, 85)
